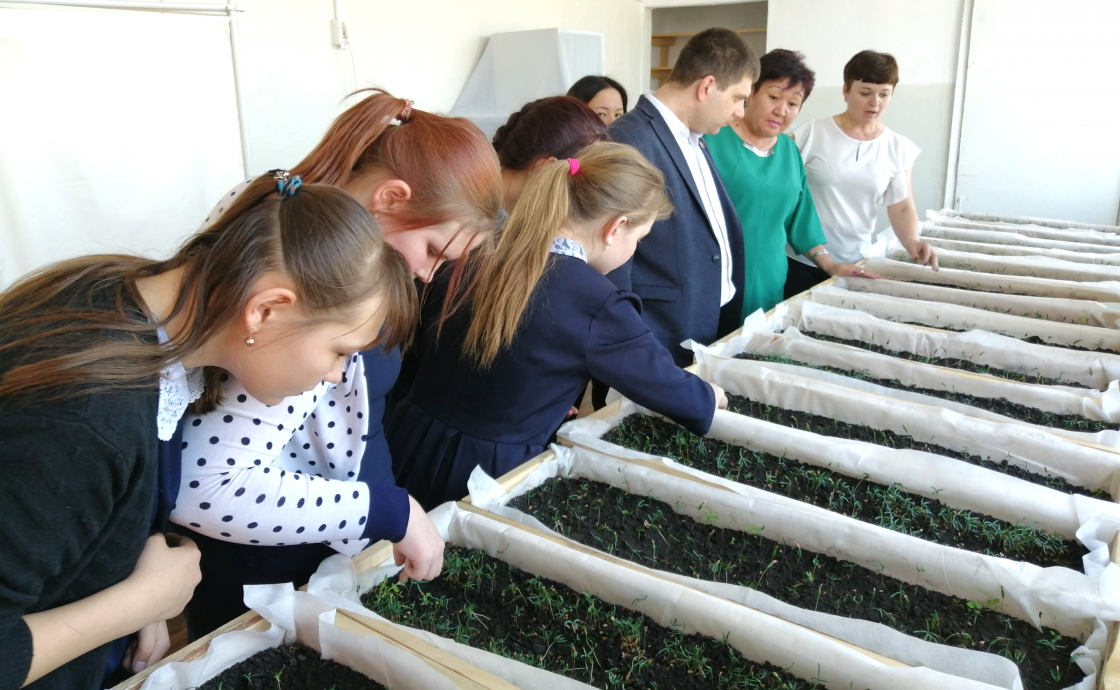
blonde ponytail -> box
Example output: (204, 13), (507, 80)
(460, 142), (672, 367)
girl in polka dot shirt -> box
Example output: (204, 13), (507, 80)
(171, 91), (504, 638)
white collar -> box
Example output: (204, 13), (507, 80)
(646, 91), (702, 147)
(550, 237), (588, 262)
(156, 327), (204, 441)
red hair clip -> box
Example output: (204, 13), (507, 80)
(567, 158), (579, 176)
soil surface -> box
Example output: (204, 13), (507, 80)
(364, 546), (832, 689)
(718, 393), (1108, 500)
(805, 331), (1095, 389)
(603, 414), (1085, 569)
(197, 645), (385, 689)
(511, 476), (1085, 690)
(732, 351), (1113, 433)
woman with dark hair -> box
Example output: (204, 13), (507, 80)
(492, 95), (609, 211)
(567, 75), (628, 125)
(0, 172), (418, 688)
(707, 49), (876, 318)
(784, 50), (937, 297)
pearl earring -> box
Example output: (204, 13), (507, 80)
(245, 335), (256, 346)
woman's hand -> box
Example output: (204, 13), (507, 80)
(904, 239), (939, 270)
(394, 496), (446, 582)
(121, 620), (170, 674)
(825, 262), (882, 279)
(125, 534), (202, 624)
(710, 383), (728, 410)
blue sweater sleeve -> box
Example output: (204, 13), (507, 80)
(585, 290), (716, 435)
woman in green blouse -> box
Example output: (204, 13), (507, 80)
(707, 49), (877, 320)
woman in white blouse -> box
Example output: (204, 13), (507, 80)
(785, 50), (938, 297)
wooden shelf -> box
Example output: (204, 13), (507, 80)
(652, 28), (765, 39)
(650, 27), (766, 86)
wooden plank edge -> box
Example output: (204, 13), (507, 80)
(109, 611), (267, 690)
(334, 610), (521, 690)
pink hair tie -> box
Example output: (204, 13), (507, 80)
(567, 158), (579, 176)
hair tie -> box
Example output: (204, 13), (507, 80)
(271, 170), (302, 198)
(567, 158), (579, 176)
(398, 99), (415, 124)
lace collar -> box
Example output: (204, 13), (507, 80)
(156, 328), (204, 441)
(550, 237), (588, 262)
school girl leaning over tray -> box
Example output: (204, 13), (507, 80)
(171, 90), (504, 639)
(0, 173), (415, 689)
(387, 142), (729, 511)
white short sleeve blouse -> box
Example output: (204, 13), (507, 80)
(789, 117), (920, 264)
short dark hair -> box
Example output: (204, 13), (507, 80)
(667, 27), (760, 90)
(492, 96), (609, 171)
(753, 49), (816, 102)
(567, 75), (629, 113)
(843, 50), (899, 89)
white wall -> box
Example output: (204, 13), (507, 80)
(236, 0), (645, 173)
(766, 0), (966, 222)
(0, 0), (645, 286)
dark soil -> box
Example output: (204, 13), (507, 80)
(732, 351), (1113, 433)
(197, 645), (385, 689)
(511, 477), (1085, 690)
(364, 546), (831, 689)
(603, 414), (1086, 568)
(804, 331), (1091, 388)
(885, 320), (1103, 353)
(721, 393), (1108, 500)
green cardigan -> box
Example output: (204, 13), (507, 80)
(705, 127), (826, 319)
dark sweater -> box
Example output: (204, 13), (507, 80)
(0, 289), (159, 690)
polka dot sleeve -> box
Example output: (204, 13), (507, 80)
(170, 357), (398, 556)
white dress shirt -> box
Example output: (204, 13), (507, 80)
(645, 92), (735, 306)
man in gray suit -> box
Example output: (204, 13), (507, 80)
(608, 28), (759, 366)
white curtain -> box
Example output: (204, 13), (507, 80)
(0, 6), (245, 289)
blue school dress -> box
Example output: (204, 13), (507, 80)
(387, 239), (716, 510)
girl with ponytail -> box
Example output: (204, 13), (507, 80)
(174, 90), (502, 639)
(0, 172), (415, 688)
(387, 142), (727, 510)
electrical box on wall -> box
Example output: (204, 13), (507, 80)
(330, 18), (348, 48)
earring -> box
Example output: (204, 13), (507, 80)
(245, 335), (256, 346)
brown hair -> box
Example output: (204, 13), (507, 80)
(667, 28), (760, 90)
(843, 50), (899, 89)
(492, 96), (609, 172)
(0, 176), (417, 413)
(459, 142), (672, 367)
(292, 89), (502, 239)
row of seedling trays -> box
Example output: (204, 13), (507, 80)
(125, 211), (1120, 690)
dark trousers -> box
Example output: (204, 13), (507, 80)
(183, 531), (334, 640)
(784, 258), (830, 300)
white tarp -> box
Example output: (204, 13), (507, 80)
(449, 29), (604, 139)
(139, 553), (594, 689)
(0, 6), (245, 290)
(703, 317), (1120, 427)
(470, 444), (1116, 689)
(936, 209), (1120, 233)
(888, 246), (1120, 283)
(833, 277), (1120, 329)
(864, 257), (1120, 301)
(920, 223), (1120, 254)
(771, 300), (1120, 390)
(923, 237), (1120, 265)
(690, 348), (1120, 496)
(804, 284), (1120, 351)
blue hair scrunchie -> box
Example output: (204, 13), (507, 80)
(270, 169), (302, 198)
